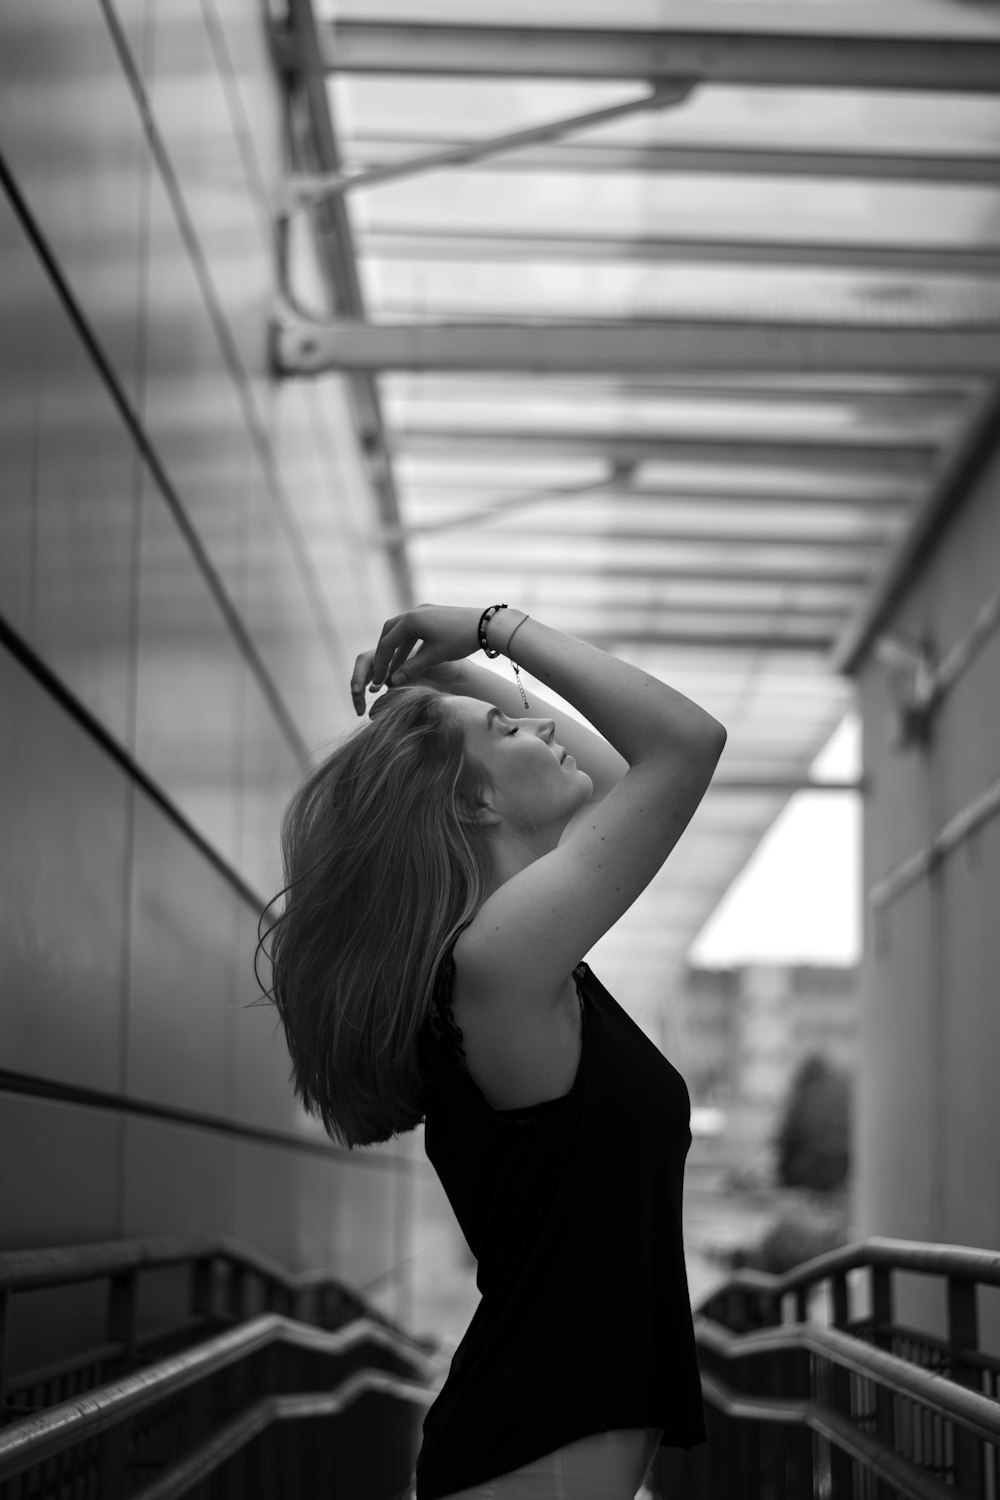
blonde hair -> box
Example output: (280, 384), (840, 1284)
(260, 687), (494, 1149)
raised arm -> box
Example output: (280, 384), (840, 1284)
(354, 605), (726, 999)
(463, 610), (726, 994)
(478, 610), (722, 771)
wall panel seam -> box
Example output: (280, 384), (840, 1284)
(0, 622), (264, 917)
(197, 0), (276, 241)
(0, 144), (308, 767)
(99, 0), (355, 686)
(869, 776), (1000, 911)
(0, 1073), (429, 1177)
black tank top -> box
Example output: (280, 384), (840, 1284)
(414, 940), (707, 1500)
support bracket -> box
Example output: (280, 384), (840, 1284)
(278, 82), (694, 216)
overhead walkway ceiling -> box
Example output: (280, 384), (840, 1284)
(274, 0), (1000, 1006)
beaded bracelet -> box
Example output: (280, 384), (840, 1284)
(477, 604), (530, 709)
(477, 603), (507, 658)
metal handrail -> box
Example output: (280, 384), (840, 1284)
(697, 1236), (1000, 1310)
(695, 1317), (1000, 1445)
(130, 1372), (436, 1500)
(0, 1313), (443, 1482)
(687, 1233), (1000, 1499)
(5, 1316), (210, 1406)
(699, 1373), (957, 1500)
(0, 1232), (359, 1295)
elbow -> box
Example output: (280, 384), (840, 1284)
(695, 717), (727, 761)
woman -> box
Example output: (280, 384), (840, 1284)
(265, 604), (726, 1500)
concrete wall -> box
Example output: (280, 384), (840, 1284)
(853, 435), (1000, 1347)
(0, 0), (457, 1364)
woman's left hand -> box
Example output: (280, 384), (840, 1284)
(351, 605), (481, 714)
(349, 655), (466, 715)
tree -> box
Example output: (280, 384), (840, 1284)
(774, 1054), (851, 1193)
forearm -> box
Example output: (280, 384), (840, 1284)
(450, 658), (629, 801)
(486, 610), (726, 768)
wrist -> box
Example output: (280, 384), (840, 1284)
(483, 605), (529, 657)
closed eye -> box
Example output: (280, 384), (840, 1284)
(506, 726), (519, 736)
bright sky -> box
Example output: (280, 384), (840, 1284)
(689, 712), (862, 967)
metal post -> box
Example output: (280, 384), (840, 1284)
(107, 1268), (139, 1363)
(98, 1269), (139, 1498)
(870, 1266), (896, 1500)
(829, 1274), (855, 1498)
(947, 1277), (985, 1497)
(292, 1284), (315, 1326)
(0, 1288), (9, 1429)
(228, 1262), (247, 1323)
(191, 1254), (215, 1324)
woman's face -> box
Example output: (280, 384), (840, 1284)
(446, 696), (593, 842)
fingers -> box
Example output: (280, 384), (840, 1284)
(371, 619), (416, 689)
(351, 650), (376, 716)
(384, 641), (417, 685)
(351, 610), (457, 714)
(350, 616), (420, 714)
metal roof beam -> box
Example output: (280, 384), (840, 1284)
(384, 487), (908, 541)
(385, 375), (975, 409)
(489, 600), (861, 620)
(282, 0), (413, 607)
(273, 309), (1000, 378)
(568, 486), (911, 511)
(404, 485), (911, 514)
(395, 427), (932, 475)
(427, 582), (867, 607)
(285, 20), (1000, 93)
(422, 559), (873, 586)
(586, 629), (836, 651)
(707, 777), (861, 792)
(393, 373), (976, 399)
(361, 227), (1000, 277)
(378, 471), (633, 541)
(418, 526), (895, 549)
(457, 604), (864, 625)
(832, 382), (1000, 673)
(285, 85), (692, 210)
(351, 134), (1000, 188)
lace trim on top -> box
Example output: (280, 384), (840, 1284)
(426, 940), (587, 1123)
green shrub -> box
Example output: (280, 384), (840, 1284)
(740, 1211), (848, 1275)
(774, 1054), (851, 1193)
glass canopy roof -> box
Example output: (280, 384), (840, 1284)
(281, 0), (1000, 1003)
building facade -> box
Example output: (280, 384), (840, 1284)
(680, 963), (858, 1177)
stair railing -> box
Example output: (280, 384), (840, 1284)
(0, 1311), (440, 1498)
(659, 1236), (1000, 1500)
(0, 1234), (444, 1500)
(0, 1233), (434, 1420)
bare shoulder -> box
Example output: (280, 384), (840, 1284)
(453, 915), (567, 1012)
(449, 741), (724, 1002)
(450, 928), (583, 1110)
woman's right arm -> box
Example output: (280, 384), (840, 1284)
(466, 610), (726, 997)
(482, 608), (723, 772)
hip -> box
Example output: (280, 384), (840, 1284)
(434, 1425), (664, 1500)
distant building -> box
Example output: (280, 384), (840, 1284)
(678, 964), (857, 1176)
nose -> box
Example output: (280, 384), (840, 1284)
(536, 719), (556, 741)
